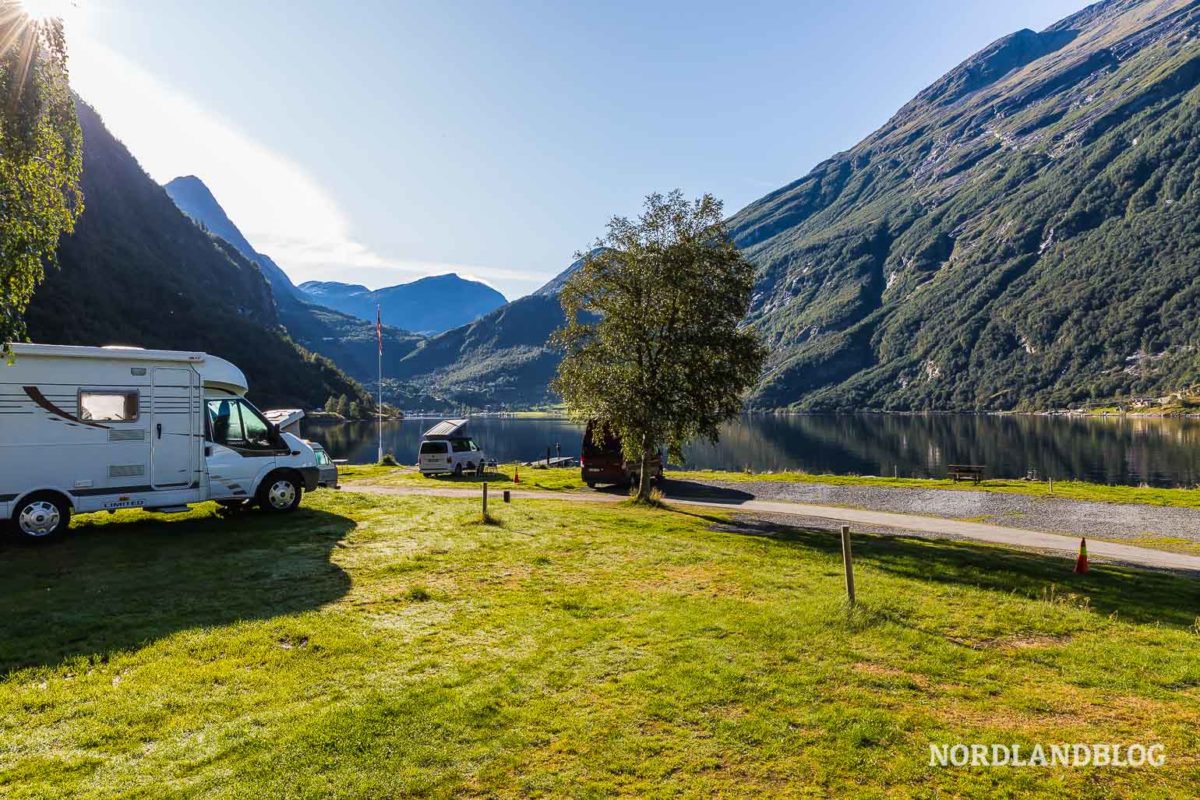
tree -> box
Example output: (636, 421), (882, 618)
(552, 191), (766, 501)
(348, 400), (361, 419)
(335, 393), (349, 418)
(324, 395), (338, 413)
(0, 3), (84, 352)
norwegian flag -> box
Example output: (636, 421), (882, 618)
(376, 304), (383, 354)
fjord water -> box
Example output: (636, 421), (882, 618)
(303, 414), (1200, 487)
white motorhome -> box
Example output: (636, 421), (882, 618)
(1, 343), (321, 541)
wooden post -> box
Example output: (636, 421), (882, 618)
(482, 482), (488, 515)
(1049, 476), (1054, 495)
(546, 446), (552, 467)
(840, 525), (856, 607)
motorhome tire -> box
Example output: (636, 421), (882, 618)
(11, 493), (71, 542)
(258, 472), (302, 513)
(453, 463), (463, 477)
(587, 482), (596, 489)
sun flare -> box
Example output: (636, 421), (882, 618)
(18, 0), (76, 22)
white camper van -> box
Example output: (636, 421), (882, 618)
(0, 343), (321, 541)
(417, 418), (488, 476)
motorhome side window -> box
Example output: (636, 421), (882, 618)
(79, 390), (139, 422)
(206, 398), (274, 449)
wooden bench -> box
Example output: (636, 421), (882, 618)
(948, 464), (985, 484)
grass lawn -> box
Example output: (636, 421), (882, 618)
(341, 464), (590, 492)
(5, 491), (1196, 797)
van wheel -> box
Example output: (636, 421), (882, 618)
(587, 482), (596, 489)
(453, 463), (464, 477)
(11, 493), (71, 542)
(258, 473), (302, 513)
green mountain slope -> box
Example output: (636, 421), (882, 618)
(24, 99), (371, 410)
(729, 0), (1200, 410)
(392, 0), (1200, 412)
(391, 284), (574, 408)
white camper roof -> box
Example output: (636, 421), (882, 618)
(263, 408), (305, 428)
(422, 418), (469, 439)
(7, 342), (249, 394)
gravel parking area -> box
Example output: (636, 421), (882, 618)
(666, 479), (1200, 545)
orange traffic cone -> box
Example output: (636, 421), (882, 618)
(1074, 537), (1089, 574)
(513, 464), (520, 484)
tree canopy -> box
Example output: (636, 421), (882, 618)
(0, 2), (83, 352)
(553, 191), (766, 500)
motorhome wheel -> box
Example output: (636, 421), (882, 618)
(12, 493), (71, 542)
(258, 473), (302, 512)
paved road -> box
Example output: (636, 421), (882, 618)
(340, 483), (1200, 573)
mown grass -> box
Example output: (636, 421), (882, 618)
(1, 491), (1198, 797)
(344, 462), (1200, 510)
(342, 463), (589, 492)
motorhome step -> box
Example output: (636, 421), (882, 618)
(147, 505), (192, 514)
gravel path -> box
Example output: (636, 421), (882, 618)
(674, 480), (1200, 545)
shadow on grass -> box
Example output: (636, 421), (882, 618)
(713, 518), (1200, 629)
(0, 507), (355, 674)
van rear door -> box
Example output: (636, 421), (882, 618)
(419, 440), (450, 473)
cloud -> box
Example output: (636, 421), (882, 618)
(66, 36), (542, 296)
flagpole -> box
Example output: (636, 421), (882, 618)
(377, 304), (384, 463)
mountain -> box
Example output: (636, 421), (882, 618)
(300, 274), (507, 334)
(163, 175), (302, 302)
(23, 98), (371, 411)
(387, 259), (587, 407)
(387, 0), (1200, 412)
(727, 0), (1200, 410)
(159, 175), (426, 389)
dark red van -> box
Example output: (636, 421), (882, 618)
(580, 421), (664, 489)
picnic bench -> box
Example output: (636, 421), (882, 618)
(948, 464), (985, 484)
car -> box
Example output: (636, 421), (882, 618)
(307, 441), (339, 488)
(418, 419), (489, 476)
(580, 420), (663, 489)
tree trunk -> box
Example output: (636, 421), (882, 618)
(636, 446), (654, 502)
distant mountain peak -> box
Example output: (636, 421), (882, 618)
(298, 273), (506, 334)
(164, 175), (301, 301)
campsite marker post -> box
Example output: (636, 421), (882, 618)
(482, 482), (488, 515)
(840, 525), (856, 607)
(376, 304), (384, 464)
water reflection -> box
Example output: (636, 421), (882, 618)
(302, 414), (1200, 487)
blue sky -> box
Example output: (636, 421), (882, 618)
(60, 0), (1089, 299)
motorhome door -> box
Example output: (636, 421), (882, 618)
(151, 367), (198, 488)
